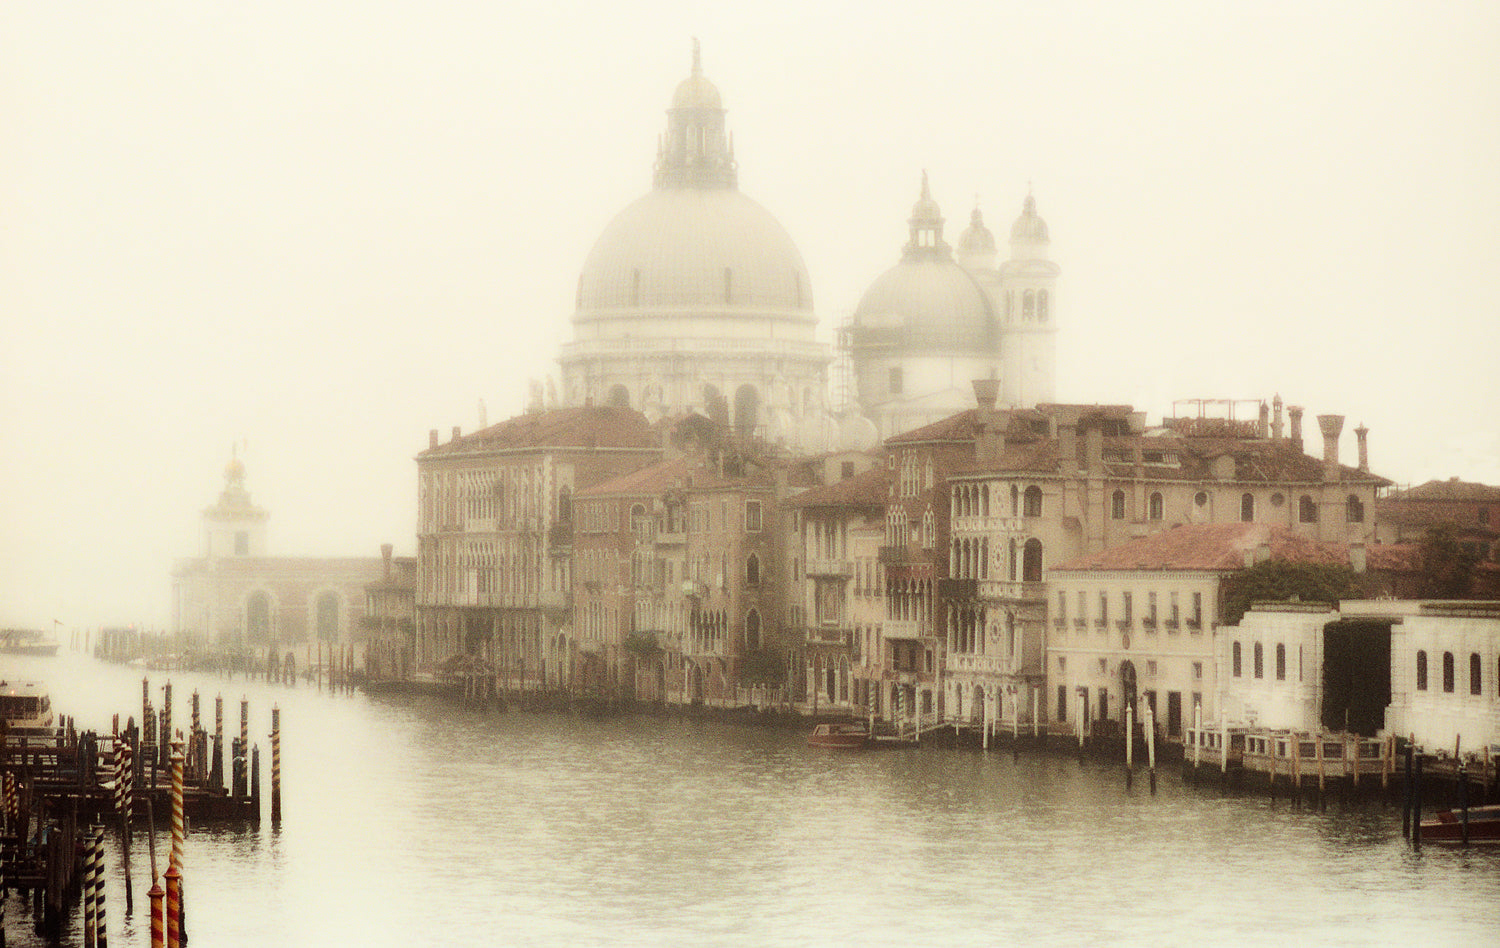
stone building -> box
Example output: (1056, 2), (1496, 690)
(413, 405), (661, 682)
(364, 543), (416, 681)
(847, 177), (1058, 440)
(558, 44), (833, 450)
(172, 453), (383, 647)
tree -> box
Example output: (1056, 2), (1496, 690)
(1416, 523), (1479, 598)
(1219, 560), (1368, 627)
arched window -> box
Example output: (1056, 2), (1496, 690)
(1471, 652), (1482, 696)
(1010, 485), (1019, 516)
(1442, 652), (1455, 693)
(1299, 495), (1318, 523)
(1253, 642), (1264, 679)
(745, 609), (761, 652)
(607, 384), (630, 408)
(1008, 538), (1018, 581)
(1240, 493), (1255, 523)
(1037, 289), (1049, 321)
(1232, 641), (1242, 678)
(1023, 486), (1043, 518)
(746, 553), (761, 587)
(980, 538), (990, 579)
(1023, 289), (1035, 319)
(1346, 495), (1364, 523)
(1022, 538), (1043, 583)
(1416, 650), (1428, 691)
(981, 484), (990, 517)
(1148, 492), (1164, 521)
(1275, 643), (1286, 681)
(1111, 490), (1126, 520)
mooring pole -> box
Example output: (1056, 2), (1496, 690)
(94, 825), (108, 948)
(1412, 752), (1424, 852)
(1124, 702), (1134, 790)
(270, 706), (281, 824)
(1144, 703), (1157, 796)
(1402, 743), (1413, 839)
(1459, 761), (1470, 848)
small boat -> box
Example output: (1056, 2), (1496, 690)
(806, 722), (870, 749)
(0, 628), (60, 657)
(1419, 804), (1500, 845)
(0, 680), (54, 735)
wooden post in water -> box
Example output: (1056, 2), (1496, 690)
(1144, 702), (1156, 795)
(170, 739), (186, 945)
(150, 880), (165, 948)
(1401, 742), (1413, 839)
(1459, 761), (1470, 847)
(1192, 702), (1202, 772)
(1124, 702), (1134, 790)
(94, 825), (108, 948)
(114, 740), (134, 914)
(270, 706), (281, 824)
(213, 696), (224, 792)
(164, 866), (181, 948)
(1315, 733), (1326, 810)
(84, 822), (97, 948)
(239, 697), (249, 764)
(1290, 735), (1301, 808)
(1412, 751), (1424, 852)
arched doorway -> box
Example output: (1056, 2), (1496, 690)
(607, 384), (630, 408)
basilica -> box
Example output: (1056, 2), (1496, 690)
(556, 44), (1053, 446)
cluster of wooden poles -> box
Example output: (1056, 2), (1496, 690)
(1, 679), (286, 945)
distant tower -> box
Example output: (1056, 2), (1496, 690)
(995, 189), (1059, 408)
(202, 448), (267, 560)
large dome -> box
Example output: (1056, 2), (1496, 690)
(852, 260), (995, 349)
(576, 188), (813, 313)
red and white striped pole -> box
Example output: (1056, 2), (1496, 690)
(170, 738), (186, 944)
(95, 825), (109, 948)
(149, 878), (166, 948)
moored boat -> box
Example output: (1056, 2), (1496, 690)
(0, 680), (54, 735)
(0, 628), (60, 656)
(1418, 804), (1500, 845)
(806, 722), (870, 749)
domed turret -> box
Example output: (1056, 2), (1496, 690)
(671, 41), (722, 110)
(956, 206), (997, 271)
(1010, 190), (1050, 256)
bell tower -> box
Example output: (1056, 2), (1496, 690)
(997, 189), (1059, 408)
(202, 446), (268, 560)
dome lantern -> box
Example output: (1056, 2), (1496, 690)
(655, 39), (737, 189)
(903, 171), (950, 262)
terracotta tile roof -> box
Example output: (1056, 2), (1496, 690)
(785, 465), (891, 508)
(885, 410), (981, 445)
(419, 406), (656, 457)
(1384, 478), (1500, 503)
(576, 457), (693, 497)
(1052, 523), (1414, 572)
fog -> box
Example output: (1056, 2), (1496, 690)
(3, 2), (1497, 630)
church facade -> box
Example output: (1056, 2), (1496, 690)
(171, 454), (383, 647)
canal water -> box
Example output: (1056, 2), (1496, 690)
(5, 650), (1498, 947)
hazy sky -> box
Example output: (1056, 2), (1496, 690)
(3, 2), (1498, 630)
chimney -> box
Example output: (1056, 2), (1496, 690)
(1354, 423), (1369, 472)
(1258, 401), (1270, 439)
(972, 378), (1000, 411)
(1349, 540), (1367, 574)
(429, 429), (439, 449)
(1272, 394), (1284, 441)
(451, 425), (462, 443)
(1288, 405), (1303, 452)
(1085, 425), (1103, 476)
(1317, 414), (1344, 481)
(381, 543), (393, 581)
(1058, 422), (1079, 476)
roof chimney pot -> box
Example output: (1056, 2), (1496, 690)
(1317, 414), (1344, 481)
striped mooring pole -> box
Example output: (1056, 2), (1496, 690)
(239, 697), (249, 762)
(162, 681), (172, 762)
(271, 705), (282, 823)
(170, 738), (186, 943)
(94, 825), (109, 948)
(116, 737), (135, 913)
(83, 821), (98, 948)
(164, 866), (181, 948)
(150, 878), (165, 948)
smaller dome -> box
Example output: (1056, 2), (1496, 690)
(672, 73), (722, 111)
(1011, 192), (1049, 243)
(852, 259), (995, 349)
(957, 208), (995, 254)
(225, 454), (245, 484)
(672, 40), (722, 111)
(910, 170), (941, 223)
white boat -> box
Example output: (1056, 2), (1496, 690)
(0, 680), (54, 735)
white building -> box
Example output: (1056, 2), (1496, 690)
(1380, 600), (1500, 753)
(847, 177), (1058, 440)
(558, 44), (835, 451)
